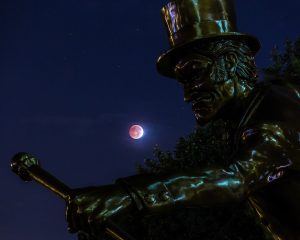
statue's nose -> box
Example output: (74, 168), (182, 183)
(184, 84), (197, 102)
(183, 80), (212, 102)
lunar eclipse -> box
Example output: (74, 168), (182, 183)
(129, 125), (144, 139)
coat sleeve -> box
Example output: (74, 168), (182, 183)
(116, 123), (300, 213)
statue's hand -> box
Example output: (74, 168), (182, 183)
(66, 184), (133, 235)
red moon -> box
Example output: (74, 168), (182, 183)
(129, 125), (144, 139)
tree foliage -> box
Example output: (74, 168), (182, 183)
(137, 120), (233, 174)
(263, 38), (300, 84)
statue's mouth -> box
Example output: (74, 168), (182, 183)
(192, 93), (214, 110)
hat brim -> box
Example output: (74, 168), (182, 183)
(156, 33), (260, 78)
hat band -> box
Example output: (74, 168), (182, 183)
(169, 20), (235, 47)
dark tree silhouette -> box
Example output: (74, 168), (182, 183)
(263, 38), (300, 84)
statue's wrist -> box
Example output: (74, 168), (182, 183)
(116, 174), (175, 213)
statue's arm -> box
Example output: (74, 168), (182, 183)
(65, 123), (299, 234)
(117, 123), (299, 213)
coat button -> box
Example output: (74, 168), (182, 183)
(144, 194), (156, 205)
(159, 191), (171, 201)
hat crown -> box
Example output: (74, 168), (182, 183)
(162, 0), (237, 46)
(157, 0), (260, 78)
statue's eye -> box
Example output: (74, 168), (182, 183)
(185, 62), (209, 79)
(175, 58), (212, 83)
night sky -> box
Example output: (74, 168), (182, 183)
(1, 0), (300, 239)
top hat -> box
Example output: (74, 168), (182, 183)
(156, 0), (260, 78)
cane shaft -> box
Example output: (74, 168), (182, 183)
(105, 228), (127, 240)
(26, 165), (71, 201)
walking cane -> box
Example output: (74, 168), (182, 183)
(10, 152), (136, 240)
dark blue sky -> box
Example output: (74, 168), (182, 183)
(1, 0), (299, 239)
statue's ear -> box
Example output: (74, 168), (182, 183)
(225, 52), (238, 77)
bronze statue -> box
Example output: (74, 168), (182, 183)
(11, 0), (300, 239)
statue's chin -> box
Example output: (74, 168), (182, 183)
(192, 100), (216, 125)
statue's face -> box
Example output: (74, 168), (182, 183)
(174, 53), (237, 124)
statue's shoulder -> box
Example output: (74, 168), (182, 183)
(251, 81), (300, 130)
